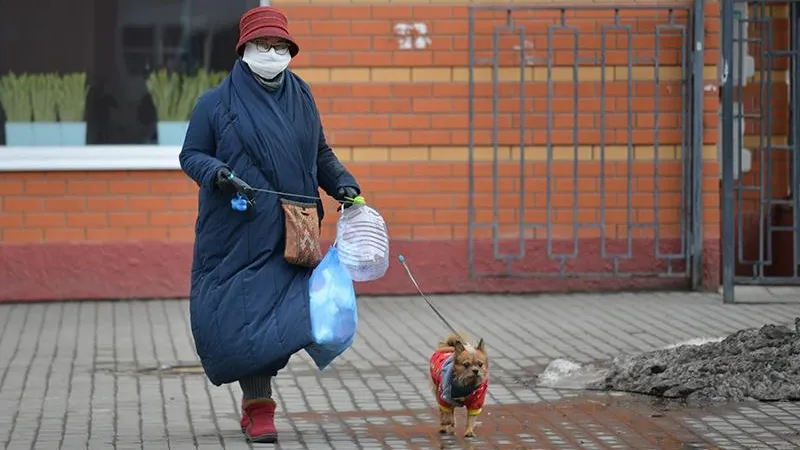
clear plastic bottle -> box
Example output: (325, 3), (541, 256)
(335, 199), (390, 282)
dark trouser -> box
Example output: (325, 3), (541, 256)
(239, 354), (291, 400)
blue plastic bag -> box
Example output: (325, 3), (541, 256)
(304, 246), (358, 370)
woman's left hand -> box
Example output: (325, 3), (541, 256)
(336, 186), (360, 209)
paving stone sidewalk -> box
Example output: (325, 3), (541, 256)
(2, 292), (800, 450)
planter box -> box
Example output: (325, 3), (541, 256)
(5, 122), (35, 146)
(4, 122), (87, 146)
(32, 122), (62, 145)
(59, 122), (87, 146)
(157, 121), (189, 146)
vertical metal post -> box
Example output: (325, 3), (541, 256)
(792, 3), (800, 279)
(691, 0), (705, 289)
(721, 0), (736, 303)
(467, 6), (476, 278)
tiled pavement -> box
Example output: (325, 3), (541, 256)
(2, 292), (800, 449)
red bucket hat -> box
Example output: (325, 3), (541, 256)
(236, 6), (299, 57)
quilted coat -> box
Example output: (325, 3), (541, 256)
(178, 60), (359, 385)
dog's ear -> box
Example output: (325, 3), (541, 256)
(454, 339), (466, 354)
(476, 338), (485, 353)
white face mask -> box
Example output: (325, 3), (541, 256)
(241, 42), (291, 80)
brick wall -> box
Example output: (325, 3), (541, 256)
(0, 0), (723, 302)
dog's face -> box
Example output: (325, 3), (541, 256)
(452, 339), (488, 387)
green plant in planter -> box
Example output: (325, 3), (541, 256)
(56, 73), (88, 122)
(209, 71), (226, 88)
(0, 72), (33, 122)
(173, 71), (205, 122)
(30, 73), (59, 122)
(147, 69), (229, 122)
(147, 69), (183, 122)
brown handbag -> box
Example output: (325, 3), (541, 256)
(280, 198), (323, 268)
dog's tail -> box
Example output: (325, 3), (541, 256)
(439, 333), (470, 349)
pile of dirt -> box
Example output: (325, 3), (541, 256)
(590, 319), (800, 404)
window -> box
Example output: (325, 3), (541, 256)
(0, 0), (257, 146)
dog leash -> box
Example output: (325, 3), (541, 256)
(227, 185), (455, 333)
(397, 255), (460, 335)
(230, 186), (359, 211)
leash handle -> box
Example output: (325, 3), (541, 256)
(397, 255), (459, 335)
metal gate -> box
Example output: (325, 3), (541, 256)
(466, 4), (705, 286)
(721, 0), (800, 302)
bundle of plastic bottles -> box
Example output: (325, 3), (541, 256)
(335, 197), (390, 282)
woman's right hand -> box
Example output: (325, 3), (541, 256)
(216, 167), (257, 205)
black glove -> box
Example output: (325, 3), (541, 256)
(336, 186), (360, 210)
(215, 167), (256, 205)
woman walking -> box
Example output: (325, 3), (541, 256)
(178, 6), (361, 443)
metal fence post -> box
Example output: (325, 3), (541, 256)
(793, 3), (800, 280)
(720, 0), (735, 303)
(691, 0), (705, 290)
(467, 6), (476, 279)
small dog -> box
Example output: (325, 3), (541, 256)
(428, 334), (489, 438)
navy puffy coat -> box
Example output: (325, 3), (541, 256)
(178, 60), (359, 385)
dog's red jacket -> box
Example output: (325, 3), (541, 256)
(429, 349), (489, 416)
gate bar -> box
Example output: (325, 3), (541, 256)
(794, 3), (800, 279)
(691, 0), (705, 289)
(467, 5), (476, 279)
(721, 0), (735, 303)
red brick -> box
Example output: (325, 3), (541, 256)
(0, 213), (24, 227)
(45, 198), (86, 212)
(87, 228), (128, 242)
(150, 180), (196, 194)
(129, 197), (170, 211)
(372, 194), (414, 209)
(127, 227), (169, 241)
(4, 197), (44, 212)
(412, 225), (453, 240)
(168, 227), (196, 242)
(169, 196), (199, 211)
(372, 99), (410, 113)
(87, 197), (128, 211)
(68, 180), (108, 195)
(369, 164), (412, 177)
(109, 181), (150, 195)
(25, 213), (66, 228)
(0, 181), (24, 195)
(370, 131), (410, 146)
(283, 5), (333, 20)
(150, 212), (196, 227)
(434, 210), (468, 224)
(25, 180), (66, 195)
(108, 213), (149, 227)
(68, 213), (107, 228)
(331, 99), (371, 114)
(44, 228), (86, 242)
(4, 228), (43, 243)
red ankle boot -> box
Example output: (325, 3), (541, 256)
(243, 399), (278, 443)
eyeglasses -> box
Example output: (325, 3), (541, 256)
(254, 40), (291, 55)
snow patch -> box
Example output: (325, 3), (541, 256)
(663, 336), (724, 349)
(537, 358), (606, 389)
